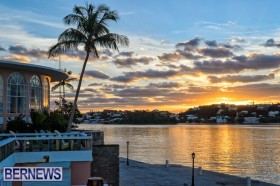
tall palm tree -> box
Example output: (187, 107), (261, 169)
(51, 69), (76, 99)
(48, 3), (129, 131)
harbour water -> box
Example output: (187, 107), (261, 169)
(79, 124), (280, 185)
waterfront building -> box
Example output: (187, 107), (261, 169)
(0, 60), (68, 130)
(243, 117), (259, 124)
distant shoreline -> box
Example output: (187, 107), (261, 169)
(80, 122), (280, 125)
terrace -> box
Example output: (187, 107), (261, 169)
(0, 131), (94, 185)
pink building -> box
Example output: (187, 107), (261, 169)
(0, 60), (68, 129)
(0, 61), (93, 186)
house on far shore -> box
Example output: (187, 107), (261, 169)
(0, 60), (68, 130)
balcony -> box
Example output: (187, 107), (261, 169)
(0, 131), (93, 167)
(0, 131), (95, 185)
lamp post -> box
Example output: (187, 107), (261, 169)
(127, 141), (129, 166)
(191, 152), (195, 186)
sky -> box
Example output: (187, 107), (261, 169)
(1, 0), (280, 113)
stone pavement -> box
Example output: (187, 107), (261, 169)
(119, 158), (278, 186)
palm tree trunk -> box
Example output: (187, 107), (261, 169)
(63, 84), (65, 99)
(67, 50), (90, 131)
(62, 84), (65, 113)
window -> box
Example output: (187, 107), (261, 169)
(7, 72), (26, 113)
(43, 78), (49, 108)
(0, 75), (3, 113)
(30, 75), (42, 111)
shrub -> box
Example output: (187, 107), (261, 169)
(6, 114), (33, 133)
(30, 111), (47, 131)
(44, 111), (67, 132)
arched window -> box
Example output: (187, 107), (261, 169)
(7, 72), (26, 113)
(30, 75), (42, 111)
(43, 78), (49, 108)
(0, 75), (3, 114)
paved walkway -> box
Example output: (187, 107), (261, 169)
(120, 158), (278, 186)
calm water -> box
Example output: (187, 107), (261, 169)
(79, 124), (280, 184)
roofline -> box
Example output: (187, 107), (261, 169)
(0, 60), (68, 82)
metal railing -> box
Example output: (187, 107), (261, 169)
(0, 132), (92, 162)
(0, 138), (14, 162)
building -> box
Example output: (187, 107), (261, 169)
(0, 131), (93, 186)
(0, 60), (68, 129)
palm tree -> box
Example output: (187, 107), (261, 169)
(51, 69), (76, 99)
(48, 3), (129, 131)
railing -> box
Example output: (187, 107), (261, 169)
(0, 132), (92, 162)
(0, 138), (14, 162)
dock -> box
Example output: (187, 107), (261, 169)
(120, 158), (278, 186)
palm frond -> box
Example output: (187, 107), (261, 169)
(65, 83), (74, 90)
(51, 83), (62, 91)
(58, 28), (87, 42)
(94, 33), (129, 51)
(64, 14), (85, 26)
(48, 41), (80, 57)
(48, 28), (88, 58)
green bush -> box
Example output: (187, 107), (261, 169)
(6, 114), (33, 133)
(44, 111), (67, 132)
(30, 111), (47, 131)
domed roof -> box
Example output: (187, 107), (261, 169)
(0, 60), (68, 82)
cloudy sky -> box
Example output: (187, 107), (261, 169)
(1, 0), (280, 113)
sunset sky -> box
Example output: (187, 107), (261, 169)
(1, 0), (280, 113)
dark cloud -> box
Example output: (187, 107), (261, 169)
(175, 37), (201, 51)
(118, 51), (134, 57)
(85, 70), (110, 79)
(208, 73), (275, 83)
(232, 55), (247, 62)
(113, 88), (165, 97)
(148, 82), (182, 89)
(9, 45), (47, 58)
(110, 76), (134, 83)
(198, 48), (233, 58)
(111, 69), (179, 83)
(158, 52), (182, 62)
(8, 45), (112, 62)
(193, 54), (280, 74)
(9, 45), (28, 54)
(0, 46), (5, 51)
(83, 88), (98, 93)
(205, 40), (241, 50)
(228, 83), (280, 97)
(205, 40), (218, 47)
(158, 50), (201, 62)
(88, 83), (103, 86)
(264, 39), (280, 47)
(81, 97), (152, 107)
(158, 38), (241, 63)
(176, 50), (201, 60)
(113, 53), (280, 83)
(221, 44), (241, 50)
(103, 84), (127, 89)
(113, 56), (154, 67)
